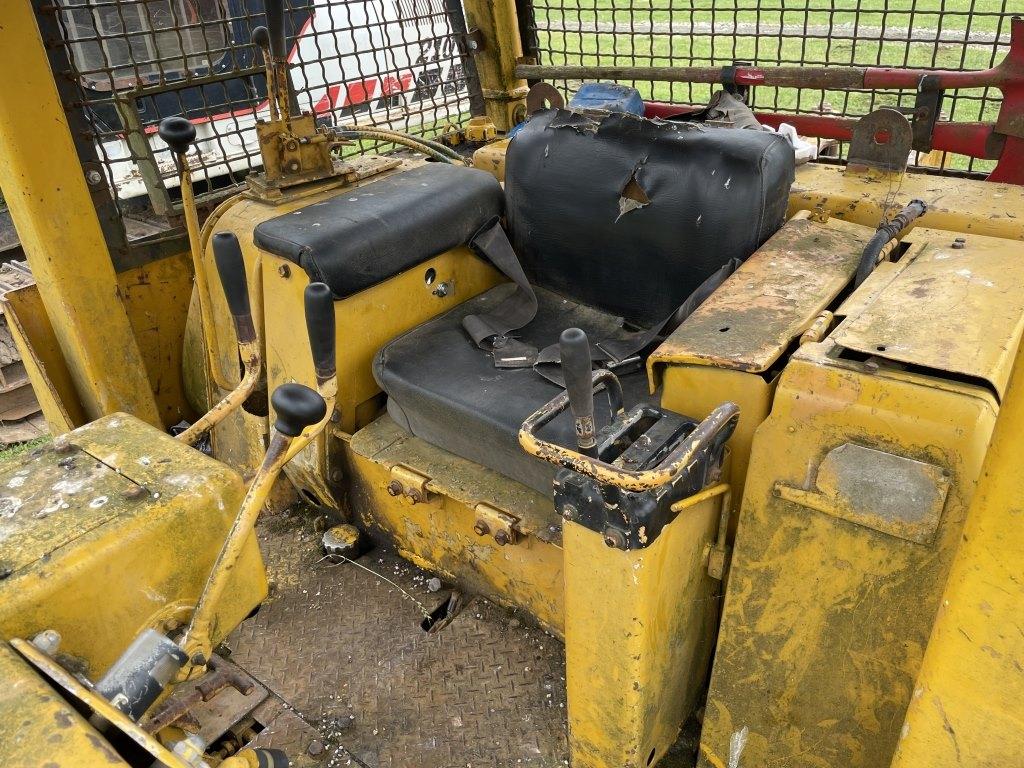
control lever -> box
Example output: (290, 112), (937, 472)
(178, 232), (263, 445)
(283, 281), (337, 462)
(560, 328), (599, 458)
(158, 116), (228, 394)
(180, 382), (326, 674)
(258, 0), (292, 123)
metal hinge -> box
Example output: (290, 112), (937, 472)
(472, 503), (521, 546)
(386, 464), (433, 505)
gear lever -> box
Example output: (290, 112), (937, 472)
(560, 327), (598, 458)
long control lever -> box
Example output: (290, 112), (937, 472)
(180, 382), (326, 673)
(560, 328), (598, 458)
(177, 232), (263, 445)
(254, 0), (292, 124)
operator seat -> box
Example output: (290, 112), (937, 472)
(377, 108), (795, 495)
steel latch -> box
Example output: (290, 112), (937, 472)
(472, 503), (520, 546)
(386, 464), (433, 505)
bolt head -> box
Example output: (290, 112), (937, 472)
(386, 480), (403, 497)
(278, 264), (291, 278)
(405, 488), (423, 504)
(473, 520), (489, 536)
(494, 530), (510, 546)
(86, 169), (104, 185)
(561, 503), (577, 520)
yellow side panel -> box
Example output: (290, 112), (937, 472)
(891, 336), (1024, 764)
(2, 284), (86, 433)
(564, 495), (723, 768)
(699, 347), (997, 768)
(117, 252), (196, 428)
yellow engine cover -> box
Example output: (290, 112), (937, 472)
(0, 414), (266, 678)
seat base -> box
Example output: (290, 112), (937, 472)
(374, 285), (653, 495)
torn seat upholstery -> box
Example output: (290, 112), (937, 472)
(375, 108), (796, 494)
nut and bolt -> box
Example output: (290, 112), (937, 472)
(560, 503), (577, 521)
(493, 530), (510, 546)
(405, 488), (423, 504)
(278, 264), (291, 278)
(86, 169), (104, 186)
(473, 520), (489, 536)
(603, 528), (627, 549)
(307, 740), (325, 757)
(386, 480), (403, 497)
(952, 237), (966, 249)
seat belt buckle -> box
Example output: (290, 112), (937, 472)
(604, 355), (642, 375)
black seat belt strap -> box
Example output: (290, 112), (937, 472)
(462, 218), (540, 366)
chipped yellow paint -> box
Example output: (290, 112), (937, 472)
(698, 340), (998, 768)
(345, 417), (564, 633)
(564, 491), (724, 768)
(0, 413), (265, 678)
(791, 163), (1024, 240)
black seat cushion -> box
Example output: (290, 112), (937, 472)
(254, 163), (504, 298)
(374, 285), (653, 495)
(505, 108), (795, 327)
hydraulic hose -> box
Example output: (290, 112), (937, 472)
(853, 199), (928, 287)
(336, 127), (469, 165)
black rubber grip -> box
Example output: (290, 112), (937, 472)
(304, 282), (336, 383)
(559, 328), (597, 454)
(212, 233), (250, 318)
(251, 25), (271, 54)
(272, 382), (327, 437)
(264, 0), (287, 59)
(157, 116), (196, 155)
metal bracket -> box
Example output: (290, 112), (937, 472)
(721, 61), (753, 102)
(912, 75), (945, 153)
(472, 503), (520, 546)
(847, 108), (913, 174)
(387, 464), (433, 505)
(457, 28), (486, 56)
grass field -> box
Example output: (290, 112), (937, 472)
(528, 0), (1014, 171)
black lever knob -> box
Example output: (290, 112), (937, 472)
(251, 25), (271, 55)
(212, 232), (255, 345)
(560, 327), (597, 457)
(158, 116), (197, 155)
(271, 382), (327, 437)
(304, 282), (336, 385)
(264, 0), (287, 59)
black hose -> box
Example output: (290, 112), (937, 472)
(853, 199), (927, 287)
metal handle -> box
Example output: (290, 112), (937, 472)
(157, 115), (196, 155)
(560, 328), (598, 457)
(264, 0), (287, 60)
(520, 393), (739, 492)
(212, 232), (256, 346)
(304, 282), (336, 386)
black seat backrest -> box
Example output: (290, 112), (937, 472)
(504, 108), (795, 327)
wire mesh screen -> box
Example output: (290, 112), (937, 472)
(524, 0), (1016, 175)
(48, 0), (477, 224)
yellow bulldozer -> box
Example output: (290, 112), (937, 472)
(0, 0), (1021, 766)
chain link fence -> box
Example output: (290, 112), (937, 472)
(46, 0), (477, 236)
(523, 0), (1016, 175)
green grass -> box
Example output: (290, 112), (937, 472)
(531, 0), (1013, 172)
(0, 437), (50, 467)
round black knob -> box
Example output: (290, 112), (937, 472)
(212, 232), (251, 320)
(271, 383), (326, 437)
(158, 116), (196, 155)
(251, 25), (271, 52)
(304, 282), (336, 382)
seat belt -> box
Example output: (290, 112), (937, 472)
(462, 217), (741, 379)
(462, 218), (540, 367)
(531, 257), (742, 386)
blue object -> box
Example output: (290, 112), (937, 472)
(567, 82), (645, 116)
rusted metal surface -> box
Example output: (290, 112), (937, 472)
(847, 108), (913, 174)
(519, 370), (738, 492)
(650, 213), (874, 375)
(833, 227), (1024, 400)
(228, 522), (571, 767)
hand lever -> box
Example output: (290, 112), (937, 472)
(283, 282), (338, 462)
(560, 328), (598, 458)
(263, 0), (287, 61)
(157, 115), (197, 156)
(181, 382), (326, 675)
(256, 0), (291, 122)
(177, 232), (263, 447)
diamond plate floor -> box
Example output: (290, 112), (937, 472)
(228, 515), (569, 767)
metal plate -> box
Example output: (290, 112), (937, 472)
(228, 519), (569, 767)
(833, 227), (1024, 399)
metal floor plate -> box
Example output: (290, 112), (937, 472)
(228, 514), (569, 767)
